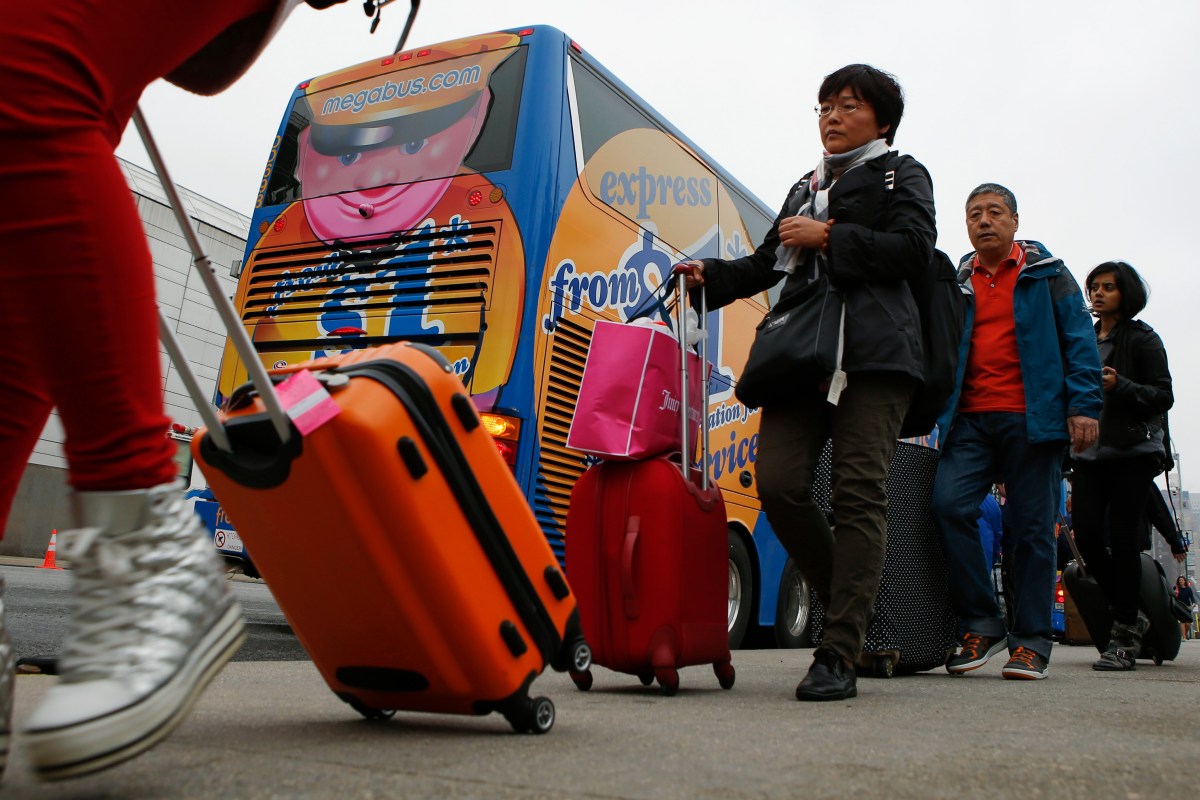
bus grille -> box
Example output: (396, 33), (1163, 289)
(533, 317), (593, 563)
(240, 223), (500, 320)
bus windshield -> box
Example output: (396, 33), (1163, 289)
(262, 40), (527, 210)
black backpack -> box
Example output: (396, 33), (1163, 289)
(899, 248), (967, 439)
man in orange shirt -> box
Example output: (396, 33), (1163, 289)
(933, 183), (1101, 680)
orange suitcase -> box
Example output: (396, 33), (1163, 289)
(194, 342), (591, 732)
(137, 111), (587, 733)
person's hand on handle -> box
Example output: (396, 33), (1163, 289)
(673, 260), (705, 290)
(1067, 415), (1099, 454)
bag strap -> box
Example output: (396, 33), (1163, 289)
(626, 276), (677, 324)
(825, 302), (847, 406)
(1161, 410), (1176, 472)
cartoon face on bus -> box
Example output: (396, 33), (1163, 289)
(297, 74), (496, 244)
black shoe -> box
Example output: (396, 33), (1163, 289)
(1093, 615), (1148, 671)
(796, 648), (857, 701)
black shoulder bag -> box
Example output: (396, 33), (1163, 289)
(734, 265), (845, 410)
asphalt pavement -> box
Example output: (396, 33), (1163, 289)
(3, 636), (1199, 798)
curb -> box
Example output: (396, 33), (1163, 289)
(0, 556), (263, 583)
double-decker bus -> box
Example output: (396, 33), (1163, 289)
(211, 25), (810, 648)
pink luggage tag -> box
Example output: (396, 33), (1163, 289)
(275, 370), (341, 436)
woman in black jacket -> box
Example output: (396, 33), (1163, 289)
(676, 64), (935, 700)
(1175, 577), (1196, 640)
(1071, 260), (1174, 670)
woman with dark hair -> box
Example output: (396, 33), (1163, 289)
(1175, 576), (1196, 640)
(1071, 261), (1174, 670)
(675, 64), (935, 700)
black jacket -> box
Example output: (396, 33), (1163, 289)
(1096, 319), (1173, 451)
(698, 151), (935, 380)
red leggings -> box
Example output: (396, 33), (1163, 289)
(0, 0), (274, 529)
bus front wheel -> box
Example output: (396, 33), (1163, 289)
(727, 530), (754, 650)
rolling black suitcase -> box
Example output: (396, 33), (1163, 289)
(808, 441), (958, 676)
(1060, 532), (1181, 664)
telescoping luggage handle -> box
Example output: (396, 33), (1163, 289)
(133, 108), (293, 453)
(1060, 513), (1086, 575)
(675, 274), (710, 491)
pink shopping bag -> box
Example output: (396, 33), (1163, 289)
(567, 320), (707, 460)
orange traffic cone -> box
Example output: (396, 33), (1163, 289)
(39, 529), (63, 570)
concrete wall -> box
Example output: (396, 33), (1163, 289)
(2, 465), (69, 560)
(1, 158), (249, 558)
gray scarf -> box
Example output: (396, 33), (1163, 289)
(775, 138), (892, 274)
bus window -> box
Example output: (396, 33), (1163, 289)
(569, 57), (718, 254)
(571, 60), (654, 163)
(262, 106), (311, 207)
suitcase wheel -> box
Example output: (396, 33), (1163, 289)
(347, 698), (396, 721)
(637, 672), (654, 687)
(505, 696), (556, 734)
(714, 661), (736, 690)
(872, 654), (896, 679)
(857, 651), (898, 679)
(552, 637), (594, 674)
(571, 640), (593, 673)
(570, 669), (593, 692)
(655, 668), (679, 696)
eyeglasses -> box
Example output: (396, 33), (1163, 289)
(814, 100), (868, 118)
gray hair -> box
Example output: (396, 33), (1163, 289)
(966, 183), (1017, 214)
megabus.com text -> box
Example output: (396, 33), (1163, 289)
(321, 65), (483, 116)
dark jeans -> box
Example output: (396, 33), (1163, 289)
(1071, 454), (1162, 625)
(933, 412), (1063, 660)
(756, 372), (915, 665)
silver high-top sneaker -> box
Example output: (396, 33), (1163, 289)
(0, 574), (14, 777)
(23, 482), (245, 781)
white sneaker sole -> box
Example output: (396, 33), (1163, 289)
(25, 602), (245, 781)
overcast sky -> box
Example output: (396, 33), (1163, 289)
(117, 0), (1200, 497)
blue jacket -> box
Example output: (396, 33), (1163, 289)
(940, 241), (1103, 444)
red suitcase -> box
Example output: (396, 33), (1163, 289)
(138, 112), (590, 734)
(564, 281), (734, 694)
